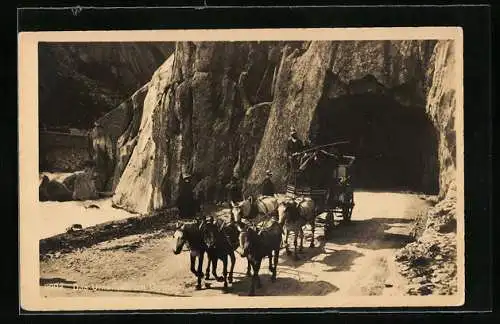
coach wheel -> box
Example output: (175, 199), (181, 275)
(324, 211), (334, 237)
(341, 205), (352, 223)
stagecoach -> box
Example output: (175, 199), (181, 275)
(285, 142), (355, 236)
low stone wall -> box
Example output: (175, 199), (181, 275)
(39, 208), (179, 256)
(40, 131), (90, 172)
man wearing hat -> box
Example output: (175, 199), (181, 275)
(286, 127), (304, 174)
(176, 173), (197, 219)
(261, 170), (275, 196)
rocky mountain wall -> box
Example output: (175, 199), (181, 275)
(247, 40), (440, 194)
(111, 42), (284, 214)
(424, 40), (458, 201)
(107, 40), (457, 214)
(39, 43), (175, 129)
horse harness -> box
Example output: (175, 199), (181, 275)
(254, 196), (277, 217)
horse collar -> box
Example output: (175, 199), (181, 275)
(257, 197), (269, 215)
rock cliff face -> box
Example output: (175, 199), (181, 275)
(108, 39), (457, 214)
(394, 41), (459, 296)
(247, 40), (438, 194)
(39, 43), (174, 129)
(424, 40), (458, 200)
(111, 42), (284, 214)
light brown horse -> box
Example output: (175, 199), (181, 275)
(230, 195), (279, 225)
(277, 196), (317, 260)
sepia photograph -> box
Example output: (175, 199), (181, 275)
(19, 27), (464, 311)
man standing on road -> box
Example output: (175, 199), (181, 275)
(260, 170), (275, 196)
(176, 174), (197, 219)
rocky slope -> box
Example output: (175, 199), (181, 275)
(39, 43), (175, 129)
(394, 40), (459, 296)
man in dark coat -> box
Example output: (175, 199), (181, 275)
(286, 127), (304, 183)
(261, 170), (275, 196)
(286, 127), (304, 170)
(176, 174), (197, 219)
(225, 175), (243, 204)
(287, 128), (304, 156)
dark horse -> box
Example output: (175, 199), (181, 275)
(235, 220), (282, 296)
(172, 220), (211, 290)
(202, 218), (239, 291)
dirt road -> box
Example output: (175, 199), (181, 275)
(40, 191), (433, 297)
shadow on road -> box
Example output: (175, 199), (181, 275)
(322, 249), (365, 272)
(224, 274), (339, 296)
(326, 218), (415, 250)
(279, 245), (326, 268)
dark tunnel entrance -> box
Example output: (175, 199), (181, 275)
(311, 93), (439, 195)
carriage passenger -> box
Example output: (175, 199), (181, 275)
(286, 127), (304, 171)
(176, 174), (198, 219)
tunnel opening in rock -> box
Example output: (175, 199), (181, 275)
(312, 93), (439, 195)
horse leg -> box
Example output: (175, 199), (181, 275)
(248, 261), (256, 296)
(196, 254), (204, 290)
(205, 254), (211, 280)
(212, 257), (223, 282)
(228, 252), (236, 284)
(285, 229), (291, 255)
(271, 249), (279, 282)
(222, 255), (229, 290)
(309, 219), (316, 248)
(293, 230), (300, 260)
(268, 254), (273, 273)
(255, 259), (263, 289)
(246, 259), (252, 277)
(190, 254), (198, 277)
(299, 227), (304, 252)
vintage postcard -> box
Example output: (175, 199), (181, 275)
(19, 27), (464, 311)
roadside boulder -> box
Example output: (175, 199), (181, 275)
(39, 175), (73, 202)
(39, 175), (50, 201)
(62, 173), (78, 192)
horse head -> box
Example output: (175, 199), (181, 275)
(173, 222), (188, 255)
(231, 198), (252, 223)
(235, 221), (256, 257)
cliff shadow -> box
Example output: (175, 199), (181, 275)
(222, 274), (339, 296)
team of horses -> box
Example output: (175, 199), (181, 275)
(172, 194), (317, 296)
